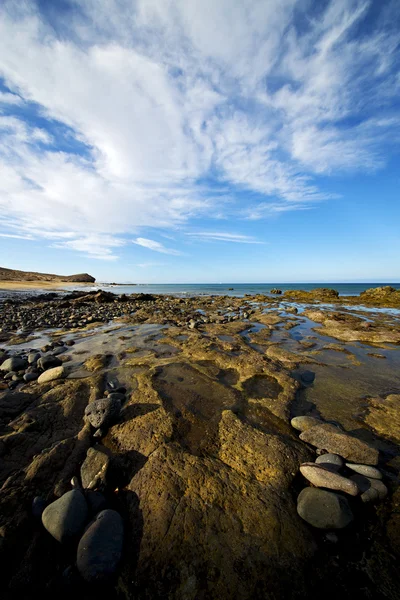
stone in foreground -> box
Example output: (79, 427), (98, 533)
(80, 446), (110, 490)
(300, 463), (359, 496)
(299, 423), (379, 465)
(297, 488), (354, 529)
(37, 366), (66, 384)
(77, 509), (124, 583)
(345, 463), (382, 479)
(291, 415), (322, 432)
(42, 489), (88, 543)
(0, 356), (27, 372)
(37, 355), (62, 371)
(85, 397), (121, 429)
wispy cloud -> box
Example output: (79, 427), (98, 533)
(186, 232), (264, 244)
(133, 237), (182, 255)
(0, 0), (398, 258)
(136, 262), (165, 269)
(0, 232), (34, 239)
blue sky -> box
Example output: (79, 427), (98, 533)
(0, 0), (399, 283)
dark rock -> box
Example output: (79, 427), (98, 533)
(37, 355), (62, 371)
(32, 496), (47, 519)
(65, 339), (75, 346)
(23, 372), (38, 383)
(42, 489), (88, 543)
(85, 491), (108, 516)
(28, 352), (40, 364)
(107, 392), (125, 403)
(0, 356), (28, 372)
(349, 474), (388, 503)
(84, 397), (121, 429)
(300, 370), (315, 384)
(297, 488), (354, 529)
(77, 509), (124, 583)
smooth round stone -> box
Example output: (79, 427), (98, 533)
(349, 474), (388, 503)
(77, 509), (124, 583)
(301, 370), (315, 384)
(345, 463), (382, 480)
(85, 397), (121, 429)
(0, 357), (28, 372)
(316, 453), (344, 470)
(65, 340), (75, 346)
(23, 372), (38, 383)
(38, 366), (66, 384)
(37, 355), (62, 371)
(28, 352), (40, 365)
(42, 490), (88, 543)
(297, 488), (354, 529)
(291, 415), (323, 432)
(300, 463), (359, 496)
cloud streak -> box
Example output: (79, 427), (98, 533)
(133, 238), (182, 255)
(0, 0), (398, 258)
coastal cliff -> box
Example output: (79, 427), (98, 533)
(0, 267), (95, 283)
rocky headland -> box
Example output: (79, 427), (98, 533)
(0, 266), (95, 284)
(0, 286), (400, 599)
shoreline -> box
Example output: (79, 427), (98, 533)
(0, 280), (95, 291)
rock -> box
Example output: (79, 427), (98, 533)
(23, 372), (38, 383)
(291, 415), (323, 432)
(37, 355), (62, 371)
(65, 339), (75, 346)
(42, 490), (88, 543)
(37, 366), (66, 384)
(84, 397), (121, 429)
(299, 423), (379, 465)
(77, 509), (124, 583)
(52, 346), (66, 356)
(345, 463), (382, 479)
(270, 289), (282, 294)
(300, 370), (315, 384)
(107, 392), (125, 403)
(297, 488), (354, 529)
(315, 453), (344, 470)
(300, 463), (359, 496)
(28, 352), (40, 364)
(71, 476), (80, 489)
(32, 496), (47, 519)
(80, 446), (110, 490)
(188, 319), (197, 329)
(349, 474), (388, 503)
(0, 356), (28, 372)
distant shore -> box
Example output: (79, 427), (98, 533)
(0, 281), (94, 291)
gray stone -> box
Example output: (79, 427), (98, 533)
(315, 453), (344, 470)
(299, 423), (379, 465)
(349, 474), (388, 503)
(28, 352), (40, 365)
(42, 490), (88, 543)
(297, 488), (354, 529)
(345, 463), (382, 480)
(85, 397), (121, 429)
(291, 415), (323, 432)
(300, 463), (359, 496)
(77, 509), (124, 583)
(301, 371), (315, 384)
(37, 366), (65, 384)
(80, 446), (110, 490)
(37, 354), (62, 371)
(52, 346), (67, 356)
(23, 372), (38, 383)
(0, 357), (28, 372)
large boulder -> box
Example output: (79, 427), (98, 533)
(297, 488), (354, 529)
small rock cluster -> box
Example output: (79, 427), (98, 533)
(291, 415), (387, 530)
(0, 341), (74, 389)
(34, 381), (128, 584)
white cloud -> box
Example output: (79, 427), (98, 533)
(0, 0), (398, 258)
(0, 232), (34, 239)
(186, 232), (264, 244)
(133, 237), (181, 255)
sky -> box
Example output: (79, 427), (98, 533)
(0, 0), (399, 284)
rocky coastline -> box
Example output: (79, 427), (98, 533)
(0, 286), (400, 599)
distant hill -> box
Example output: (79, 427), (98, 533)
(0, 267), (95, 283)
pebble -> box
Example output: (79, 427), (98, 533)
(37, 355), (62, 371)
(315, 454), (344, 470)
(300, 463), (359, 496)
(345, 463), (382, 480)
(77, 510), (124, 583)
(349, 474), (388, 503)
(28, 352), (40, 364)
(300, 370), (315, 384)
(23, 372), (38, 383)
(291, 415), (323, 432)
(297, 487), (354, 529)
(65, 339), (75, 346)
(85, 397), (121, 429)
(299, 423), (379, 465)
(80, 446), (110, 490)
(0, 357), (28, 372)
(42, 490), (88, 543)
(37, 366), (66, 384)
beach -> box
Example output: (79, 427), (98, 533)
(1, 286), (400, 598)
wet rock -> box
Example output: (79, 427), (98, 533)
(23, 372), (38, 383)
(0, 356), (28, 372)
(291, 415), (323, 432)
(77, 509), (124, 583)
(345, 463), (382, 479)
(42, 489), (88, 543)
(299, 423), (379, 465)
(349, 474), (388, 503)
(37, 355), (62, 371)
(301, 370), (315, 384)
(84, 397), (121, 429)
(300, 463), (359, 496)
(297, 488), (354, 529)
(37, 366), (66, 384)
(315, 453), (344, 470)
(80, 446), (110, 490)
